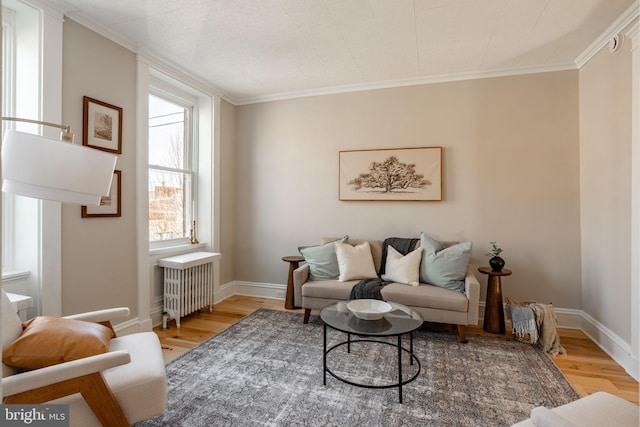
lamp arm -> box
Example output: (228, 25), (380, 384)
(1, 116), (74, 142)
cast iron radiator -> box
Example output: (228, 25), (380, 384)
(158, 251), (221, 328)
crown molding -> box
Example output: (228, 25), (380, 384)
(43, 0), (637, 107)
(234, 63), (578, 105)
(60, 9), (238, 104)
(63, 10), (137, 53)
(575, 1), (640, 68)
(137, 52), (237, 104)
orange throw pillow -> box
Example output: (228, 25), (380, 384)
(2, 316), (115, 370)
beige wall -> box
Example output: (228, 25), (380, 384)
(60, 20), (138, 316)
(235, 71), (582, 308)
(579, 38), (632, 342)
(54, 18), (634, 350)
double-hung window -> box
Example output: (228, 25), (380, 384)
(148, 91), (197, 247)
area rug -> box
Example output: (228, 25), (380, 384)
(136, 309), (579, 427)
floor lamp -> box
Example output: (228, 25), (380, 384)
(0, 117), (118, 400)
(1, 117), (118, 205)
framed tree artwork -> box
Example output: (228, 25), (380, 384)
(339, 147), (442, 201)
(81, 170), (122, 218)
(83, 96), (122, 154)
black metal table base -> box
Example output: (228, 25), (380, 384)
(323, 324), (421, 403)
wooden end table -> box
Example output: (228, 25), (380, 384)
(478, 267), (512, 334)
(282, 256), (304, 310)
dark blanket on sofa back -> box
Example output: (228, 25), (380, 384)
(349, 237), (419, 300)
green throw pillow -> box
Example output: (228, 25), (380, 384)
(298, 236), (348, 281)
(419, 232), (471, 292)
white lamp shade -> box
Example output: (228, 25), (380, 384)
(2, 129), (117, 205)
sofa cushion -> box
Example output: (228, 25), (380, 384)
(301, 280), (358, 300)
(419, 233), (471, 292)
(380, 283), (469, 312)
(335, 241), (378, 281)
(299, 235), (348, 281)
(2, 316), (114, 370)
(381, 246), (422, 286)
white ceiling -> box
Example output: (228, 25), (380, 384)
(46, 0), (637, 104)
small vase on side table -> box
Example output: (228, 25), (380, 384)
(489, 256), (505, 272)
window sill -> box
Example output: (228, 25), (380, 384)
(149, 242), (207, 257)
(2, 270), (31, 285)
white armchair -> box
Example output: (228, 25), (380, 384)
(511, 391), (639, 427)
(1, 290), (167, 427)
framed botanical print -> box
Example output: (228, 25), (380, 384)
(339, 147), (442, 201)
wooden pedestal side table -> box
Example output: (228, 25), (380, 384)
(478, 267), (512, 334)
(282, 256), (304, 310)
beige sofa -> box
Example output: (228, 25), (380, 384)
(293, 238), (480, 342)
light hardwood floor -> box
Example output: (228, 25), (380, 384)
(153, 295), (639, 405)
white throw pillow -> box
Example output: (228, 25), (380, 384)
(381, 246), (422, 286)
(335, 241), (378, 282)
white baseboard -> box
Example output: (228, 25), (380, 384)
(148, 296), (165, 329)
(554, 307), (585, 330)
(214, 281), (238, 303)
(144, 281), (287, 328)
(479, 301), (639, 381)
(113, 317), (147, 335)
(141, 280), (639, 382)
(227, 280), (286, 301)
(480, 302), (584, 331)
(228, 285), (640, 381)
(579, 310), (639, 381)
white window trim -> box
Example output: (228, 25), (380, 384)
(148, 82), (199, 249)
(629, 22), (639, 376)
(136, 53), (218, 330)
(2, 6), (17, 273)
(1, 0), (64, 318)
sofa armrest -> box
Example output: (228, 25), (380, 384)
(293, 264), (309, 307)
(464, 266), (480, 326)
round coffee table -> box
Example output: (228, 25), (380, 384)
(320, 300), (424, 403)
